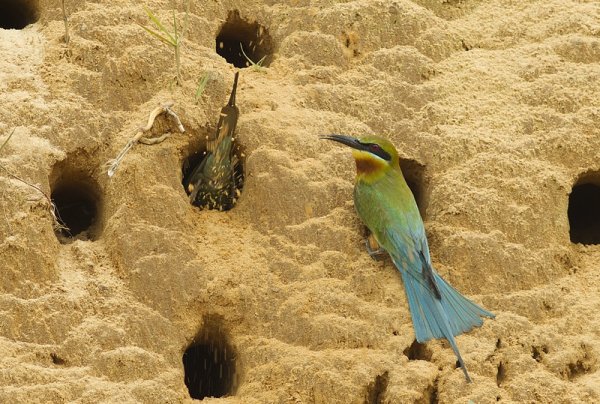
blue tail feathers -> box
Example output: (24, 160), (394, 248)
(393, 256), (494, 382)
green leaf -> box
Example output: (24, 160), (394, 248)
(144, 7), (176, 44)
(195, 73), (210, 101)
(138, 23), (175, 47)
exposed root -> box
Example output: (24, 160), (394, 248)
(107, 101), (185, 177)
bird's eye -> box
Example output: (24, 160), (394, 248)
(369, 144), (382, 153)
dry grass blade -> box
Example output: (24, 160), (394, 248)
(0, 129), (65, 231)
(240, 43), (267, 71)
(0, 128), (15, 154)
(61, 0), (70, 45)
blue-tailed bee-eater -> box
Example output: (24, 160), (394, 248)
(184, 72), (241, 210)
(322, 134), (495, 382)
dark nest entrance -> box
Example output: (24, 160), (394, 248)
(0, 0), (40, 29)
(51, 172), (101, 243)
(568, 173), (600, 245)
(216, 10), (273, 68)
(400, 158), (428, 219)
(183, 317), (237, 400)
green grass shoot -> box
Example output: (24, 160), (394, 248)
(195, 73), (211, 103)
(240, 43), (267, 72)
(138, 5), (189, 86)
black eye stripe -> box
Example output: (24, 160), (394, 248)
(361, 142), (392, 161)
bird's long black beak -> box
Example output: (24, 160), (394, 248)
(228, 72), (239, 107)
(320, 134), (368, 151)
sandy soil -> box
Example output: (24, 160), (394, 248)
(1, 0), (600, 402)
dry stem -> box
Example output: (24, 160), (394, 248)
(61, 0), (70, 45)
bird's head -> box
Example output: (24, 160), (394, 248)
(321, 134), (400, 179)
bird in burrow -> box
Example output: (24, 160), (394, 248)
(184, 72), (241, 211)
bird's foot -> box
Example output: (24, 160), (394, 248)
(365, 234), (387, 260)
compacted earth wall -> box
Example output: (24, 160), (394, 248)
(1, 0), (600, 402)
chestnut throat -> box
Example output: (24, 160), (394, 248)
(355, 156), (385, 176)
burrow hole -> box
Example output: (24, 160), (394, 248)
(496, 361), (506, 387)
(183, 316), (237, 400)
(400, 158), (429, 219)
(181, 131), (245, 212)
(532, 344), (549, 362)
(568, 172), (600, 245)
(403, 339), (433, 362)
(0, 0), (39, 30)
(50, 162), (101, 243)
(216, 10), (273, 68)
(50, 352), (66, 365)
(365, 371), (389, 404)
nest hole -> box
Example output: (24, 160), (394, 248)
(365, 371), (388, 404)
(183, 317), (237, 400)
(181, 136), (245, 212)
(51, 172), (101, 243)
(568, 174), (600, 245)
(532, 345), (549, 362)
(216, 10), (273, 68)
(0, 0), (39, 29)
(400, 158), (428, 219)
(496, 361), (506, 387)
(50, 353), (66, 365)
(403, 339), (432, 362)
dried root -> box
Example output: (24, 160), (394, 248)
(107, 101), (185, 177)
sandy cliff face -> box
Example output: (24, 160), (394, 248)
(1, 0), (599, 402)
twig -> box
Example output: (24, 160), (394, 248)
(107, 101), (185, 177)
(0, 128), (15, 154)
(61, 0), (70, 45)
(0, 129), (64, 231)
(139, 133), (171, 145)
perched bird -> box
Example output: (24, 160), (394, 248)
(183, 72), (242, 211)
(322, 134), (495, 382)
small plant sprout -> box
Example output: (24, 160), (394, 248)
(240, 43), (267, 72)
(195, 73), (211, 104)
(138, 4), (189, 86)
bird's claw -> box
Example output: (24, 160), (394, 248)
(365, 235), (387, 260)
